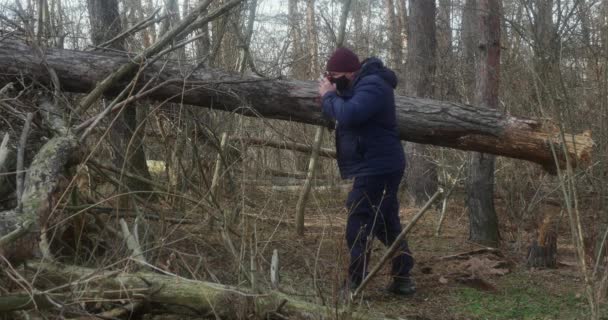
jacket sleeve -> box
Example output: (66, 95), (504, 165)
(321, 78), (384, 127)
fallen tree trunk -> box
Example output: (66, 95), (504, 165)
(2, 261), (400, 320)
(0, 134), (79, 263)
(235, 136), (337, 158)
(0, 40), (593, 172)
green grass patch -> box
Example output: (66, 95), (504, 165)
(451, 274), (591, 319)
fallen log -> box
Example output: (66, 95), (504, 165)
(234, 136), (337, 158)
(3, 261), (401, 320)
(0, 40), (593, 172)
(0, 134), (79, 263)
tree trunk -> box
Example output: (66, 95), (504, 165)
(238, 0), (257, 73)
(405, 0), (438, 205)
(234, 136), (336, 158)
(0, 40), (594, 172)
(352, 0), (367, 56)
(1, 261), (398, 320)
(161, 0), (186, 60)
(530, 0), (559, 108)
(437, 0), (452, 54)
(395, 0), (407, 55)
(385, 0), (402, 70)
(144, 0), (157, 46)
(195, 9), (211, 60)
(436, 0), (456, 100)
(461, 0), (477, 103)
(527, 214), (558, 268)
(465, 0), (501, 247)
(288, 0), (302, 73)
(53, 0), (66, 48)
(0, 134), (79, 264)
(86, 0), (123, 49)
(86, 0), (152, 196)
(395, 0), (407, 38)
(305, 0), (319, 77)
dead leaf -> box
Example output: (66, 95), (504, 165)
(439, 276), (448, 284)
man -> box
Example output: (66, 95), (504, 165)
(318, 47), (415, 296)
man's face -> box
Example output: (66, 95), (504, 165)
(325, 71), (357, 92)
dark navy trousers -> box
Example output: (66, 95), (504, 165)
(345, 171), (414, 284)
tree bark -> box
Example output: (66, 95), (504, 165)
(305, 0), (319, 77)
(0, 40), (594, 172)
(0, 134), (79, 264)
(436, 0), (457, 100)
(194, 6), (211, 60)
(394, 0), (407, 54)
(160, 0), (186, 60)
(465, 0), (501, 247)
(235, 136), (336, 158)
(385, 0), (402, 69)
(462, 0), (478, 103)
(238, 0), (257, 73)
(5, 261), (399, 320)
(405, 0), (438, 205)
(529, 0), (559, 108)
(86, 0), (123, 50)
(288, 0), (305, 76)
(437, 0), (452, 55)
(527, 214), (557, 268)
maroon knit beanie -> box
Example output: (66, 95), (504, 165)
(326, 47), (360, 72)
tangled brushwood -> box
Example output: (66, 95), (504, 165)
(1, 0), (607, 319)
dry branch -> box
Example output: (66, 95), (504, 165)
(0, 40), (594, 172)
(295, 127), (324, 235)
(16, 112), (34, 210)
(92, 8), (163, 50)
(76, 0), (241, 113)
(119, 218), (148, 267)
(0, 133), (9, 172)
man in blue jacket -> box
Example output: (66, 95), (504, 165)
(318, 48), (415, 296)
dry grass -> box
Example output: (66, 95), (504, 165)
(146, 187), (597, 319)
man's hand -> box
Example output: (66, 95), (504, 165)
(318, 77), (336, 99)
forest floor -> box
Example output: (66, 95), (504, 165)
(163, 186), (603, 320)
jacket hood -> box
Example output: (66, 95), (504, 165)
(357, 57), (398, 89)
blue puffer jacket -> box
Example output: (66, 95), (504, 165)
(322, 57), (405, 179)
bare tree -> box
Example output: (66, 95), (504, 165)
(305, 0), (319, 77)
(289, 0), (305, 76)
(86, 0), (153, 195)
(87, 0), (122, 48)
(465, 0), (501, 247)
(461, 0), (477, 102)
(437, 0), (452, 53)
(386, 0), (402, 69)
(238, 0), (257, 73)
(395, 0), (407, 47)
(404, 0), (438, 206)
(436, 0), (456, 100)
(2, 0), (607, 317)
(161, 0), (186, 59)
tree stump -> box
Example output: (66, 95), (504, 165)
(527, 215), (557, 268)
